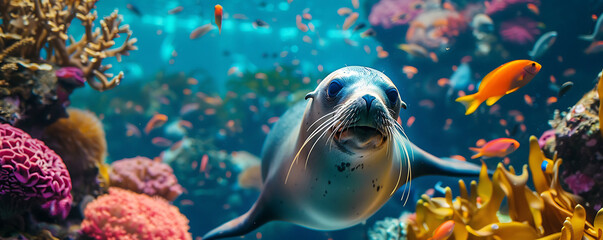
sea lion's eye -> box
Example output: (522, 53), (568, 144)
(386, 88), (398, 105)
(328, 80), (343, 98)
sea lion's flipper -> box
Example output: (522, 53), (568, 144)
(407, 141), (488, 178)
(203, 197), (271, 240)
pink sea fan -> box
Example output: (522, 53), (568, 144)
(0, 124), (72, 219)
(564, 172), (595, 194)
(81, 188), (192, 240)
(109, 156), (183, 201)
(499, 17), (540, 45)
(486, 0), (540, 16)
(369, 0), (424, 29)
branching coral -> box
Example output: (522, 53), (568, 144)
(81, 188), (192, 240)
(0, 123), (72, 219)
(109, 156), (183, 201)
(0, 0), (137, 91)
(42, 108), (109, 204)
(403, 136), (603, 240)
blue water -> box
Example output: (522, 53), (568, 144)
(70, 0), (603, 239)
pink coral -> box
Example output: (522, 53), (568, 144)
(369, 0), (424, 29)
(564, 172), (595, 194)
(0, 124), (72, 218)
(81, 188), (192, 240)
(499, 17), (540, 45)
(486, 0), (540, 15)
(109, 156), (183, 201)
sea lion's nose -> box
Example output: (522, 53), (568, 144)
(362, 95), (375, 112)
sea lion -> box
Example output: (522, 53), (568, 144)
(203, 66), (483, 239)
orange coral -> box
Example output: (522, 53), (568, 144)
(81, 188), (192, 240)
(0, 0), (137, 91)
(42, 108), (109, 202)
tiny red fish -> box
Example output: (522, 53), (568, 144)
(144, 114), (168, 134)
(429, 220), (455, 240)
(215, 4), (223, 34)
(470, 138), (519, 159)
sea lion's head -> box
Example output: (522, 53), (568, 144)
(304, 66), (406, 154)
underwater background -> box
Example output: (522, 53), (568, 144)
(1, 0), (603, 239)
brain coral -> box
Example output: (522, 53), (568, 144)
(109, 156), (183, 201)
(0, 124), (72, 219)
(81, 188), (192, 240)
(42, 108), (108, 203)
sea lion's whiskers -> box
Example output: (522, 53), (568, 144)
(328, 111), (352, 150)
(286, 116), (338, 184)
(307, 111), (336, 132)
(305, 117), (341, 168)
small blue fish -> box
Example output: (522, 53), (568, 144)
(580, 13), (603, 41)
(528, 31), (557, 60)
(447, 62), (472, 98)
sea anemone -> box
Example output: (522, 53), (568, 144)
(498, 17), (540, 45)
(0, 123), (72, 219)
(42, 108), (109, 203)
(81, 188), (192, 240)
(109, 156), (183, 201)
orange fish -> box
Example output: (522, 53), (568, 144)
(456, 60), (541, 115)
(343, 12), (359, 30)
(144, 114), (168, 134)
(190, 23), (215, 39)
(469, 138), (519, 159)
(214, 4), (223, 34)
(429, 220), (455, 240)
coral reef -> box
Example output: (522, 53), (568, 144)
(369, 0), (425, 29)
(498, 17), (540, 45)
(42, 108), (109, 205)
(368, 216), (406, 240)
(0, 0), (137, 131)
(81, 187), (192, 240)
(546, 83), (603, 212)
(109, 156), (183, 201)
(396, 136), (603, 240)
(0, 0), (137, 90)
(406, 9), (467, 51)
(0, 123), (72, 219)
(485, 0), (540, 16)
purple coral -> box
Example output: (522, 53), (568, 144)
(369, 0), (424, 29)
(499, 17), (540, 45)
(109, 156), (183, 201)
(564, 172), (595, 194)
(486, 0), (540, 16)
(0, 124), (72, 219)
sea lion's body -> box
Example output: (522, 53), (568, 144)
(204, 67), (483, 239)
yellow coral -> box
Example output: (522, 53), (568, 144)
(406, 136), (603, 240)
(0, 0), (137, 91)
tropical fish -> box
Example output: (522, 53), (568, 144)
(397, 43), (430, 58)
(337, 7), (352, 16)
(456, 60), (541, 115)
(144, 114), (168, 134)
(429, 220), (455, 240)
(558, 81), (573, 98)
(469, 138), (520, 159)
(342, 12), (359, 30)
(214, 5), (223, 34)
(126, 3), (142, 17)
(352, 22), (366, 32)
(447, 62), (472, 98)
(168, 6), (183, 14)
(580, 13), (603, 41)
(584, 40), (603, 54)
(528, 31), (557, 60)
(190, 24), (215, 39)
(360, 28), (376, 38)
(253, 19), (269, 28)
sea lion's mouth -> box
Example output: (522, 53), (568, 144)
(333, 125), (386, 150)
